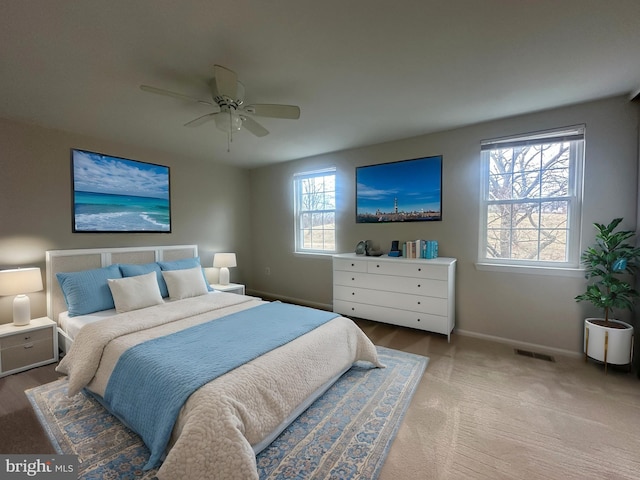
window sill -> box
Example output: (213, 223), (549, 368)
(475, 262), (585, 277)
(294, 251), (336, 259)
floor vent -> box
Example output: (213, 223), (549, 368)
(514, 349), (555, 362)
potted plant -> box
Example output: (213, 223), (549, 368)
(575, 218), (640, 372)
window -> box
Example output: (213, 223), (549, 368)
(294, 167), (336, 254)
(479, 126), (584, 268)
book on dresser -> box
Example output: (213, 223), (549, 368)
(332, 253), (456, 342)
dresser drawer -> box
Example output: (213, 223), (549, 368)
(333, 270), (448, 297)
(367, 260), (448, 280)
(0, 327), (53, 348)
(334, 285), (448, 316)
(334, 300), (450, 335)
(333, 258), (368, 273)
(1, 338), (54, 372)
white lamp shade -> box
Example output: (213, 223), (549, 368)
(0, 267), (43, 296)
(213, 253), (237, 269)
(0, 267), (43, 326)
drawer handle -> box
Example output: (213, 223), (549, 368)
(376, 264), (380, 268)
(417, 301), (421, 305)
(24, 343), (34, 349)
(351, 277), (355, 281)
(352, 292), (355, 295)
(351, 307), (355, 311)
(418, 268), (422, 271)
(24, 336), (31, 340)
(351, 263), (355, 266)
(417, 284), (421, 287)
(417, 318), (421, 322)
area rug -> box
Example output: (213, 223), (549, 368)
(26, 346), (427, 479)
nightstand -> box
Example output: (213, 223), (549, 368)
(0, 317), (58, 377)
(210, 283), (245, 295)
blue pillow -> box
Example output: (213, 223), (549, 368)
(56, 264), (122, 316)
(119, 262), (169, 298)
(158, 256), (213, 291)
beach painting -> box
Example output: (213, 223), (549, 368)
(71, 149), (171, 232)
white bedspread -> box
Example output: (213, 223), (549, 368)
(56, 293), (381, 480)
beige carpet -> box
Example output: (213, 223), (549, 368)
(355, 319), (640, 480)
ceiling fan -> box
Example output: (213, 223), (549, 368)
(140, 65), (300, 148)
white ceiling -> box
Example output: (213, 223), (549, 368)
(2, 0), (640, 168)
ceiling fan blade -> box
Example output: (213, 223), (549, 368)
(140, 85), (212, 106)
(240, 115), (269, 137)
(244, 104), (300, 119)
(184, 112), (219, 128)
(213, 65), (238, 99)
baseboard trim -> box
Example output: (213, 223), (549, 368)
(247, 289), (333, 312)
(456, 328), (582, 359)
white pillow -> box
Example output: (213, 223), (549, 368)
(162, 267), (209, 300)
(107, 271), (164, 313)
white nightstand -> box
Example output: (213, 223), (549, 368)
(210, 283), (245, 295)
(0, 317), (58, 377)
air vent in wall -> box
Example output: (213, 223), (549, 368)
(514, 349), (555, 362)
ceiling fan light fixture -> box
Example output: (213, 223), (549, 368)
(214, 109), (242, 133)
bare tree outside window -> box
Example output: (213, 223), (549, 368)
(480, 127), (584, 267)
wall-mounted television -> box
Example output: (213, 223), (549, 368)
(71, 149), (171, 233)
(356, 155), (442, 223)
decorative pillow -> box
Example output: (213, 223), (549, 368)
(56, 264), (122, 317)
(119, 262), (169, 298)
(162, 267), (209, 300)
(108, 272), (164, 313)
(158, 256), (213, 291)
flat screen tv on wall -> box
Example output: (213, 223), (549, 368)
(71, 149), (171, 233)
(356, 155), (442, 223)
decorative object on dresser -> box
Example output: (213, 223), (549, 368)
(333, 253), (456, 341)
(0, 267), (43, 325)
(213, 252), (237, 285)
(364, 240), (383, 256)
(0, 317), (58, 377)
(575, 218), (640, 373)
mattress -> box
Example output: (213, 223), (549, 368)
(59, 309), (117, 340)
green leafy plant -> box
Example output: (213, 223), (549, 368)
(575, 218), (640, 326)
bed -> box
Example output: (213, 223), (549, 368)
(46, 245), (381, 480)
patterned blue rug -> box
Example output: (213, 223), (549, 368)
(26, 346), (427, 479)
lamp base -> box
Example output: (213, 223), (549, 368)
(219, 267), (230, 285)
(13, 294), (31, 326)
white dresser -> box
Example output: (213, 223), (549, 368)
(333, 253), (456, 341)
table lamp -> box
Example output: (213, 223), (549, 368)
(213, 253), (237, 285)
(0, 267), (43, 325)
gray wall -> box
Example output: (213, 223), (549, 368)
(249, 95), (640, 355)
(0, 118), (252, 323)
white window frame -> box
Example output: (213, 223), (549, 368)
(294, 167), (337, 255)
(478, 125), (585, 272)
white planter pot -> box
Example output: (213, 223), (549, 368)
(584, 318), (634, 367)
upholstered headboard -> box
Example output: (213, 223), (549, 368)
(46, 245), (199, 323)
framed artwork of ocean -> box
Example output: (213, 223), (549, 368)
(71, 149), (171, 233)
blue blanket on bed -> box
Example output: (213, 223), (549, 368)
(103, 302), (339, 470)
